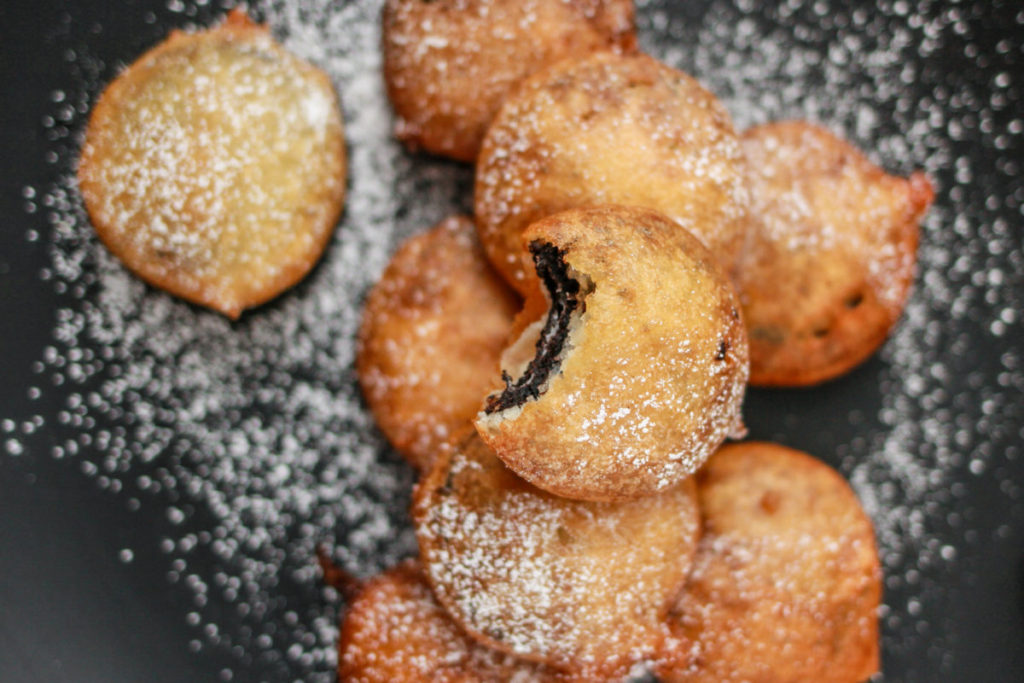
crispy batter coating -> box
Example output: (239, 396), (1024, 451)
(77, 9), (346, 319)
(382, 0), (636, 162)
(413, 430), (700, 679)
(475, 51), (749, 293)
(739, 121), (934, 386)
(357, 216), (519, 471)
(659, 442), (881, 683)
(339, 560), (561, 682)
(475, 206), (749, 502)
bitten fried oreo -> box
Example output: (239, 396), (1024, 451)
(475, 206), (749, 502)
(475, 51), (748, 293)
(382, 0), (635, 162)
(78, 9), (346, 319)
(339, 560), (559, 682)
(357, 216), (519, 471)
(659, 442), (881, 683)
(739, 121), (933, 386)
(414, 430), (700, 679)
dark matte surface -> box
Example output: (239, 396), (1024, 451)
(1, 1), (1022, 682)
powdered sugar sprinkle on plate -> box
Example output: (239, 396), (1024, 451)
(6, 0), (1022, 680)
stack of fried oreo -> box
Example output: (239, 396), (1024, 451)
(346, 1), (933, 681)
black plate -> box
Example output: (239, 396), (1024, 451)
(1, 1), (1022, 681)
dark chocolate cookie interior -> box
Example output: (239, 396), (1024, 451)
(484, 241), (582, 413)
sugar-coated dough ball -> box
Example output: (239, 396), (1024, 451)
(476, 205), (749, 502)
(658, 442), (881, 683)
(414, 430), (700, 679)
(338, 560), (560, 682)
(78, 9), (347, 318)
(357, 216), (519, 471)
(382, 0), (635, 162)
(475, 51), (748, 293)
(739, 121), (933, 386)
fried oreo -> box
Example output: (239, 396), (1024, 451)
(475, 206), (749, 502)
(78, 10), (346, 319)
(739, 121), (934, 386)
(339, 560), (560, 682)
(659, 442), (881, 682)
(475, 51), (748, 293)
(382, 0), (636, 162)
(357, 216), (519, 471)
(414, 430), (700, 679)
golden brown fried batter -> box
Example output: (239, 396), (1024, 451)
(475, 206), (749, 502)
(475, 51), (749, 293)
(414, 430), (700, 679)
(339, 560), (561, 682)
(357, 216), (519, 471)
(659, 442), (881, 683)
(78, 9), (347, 319)
(382, 0), (636, 162)
(739, 121), (933, 386)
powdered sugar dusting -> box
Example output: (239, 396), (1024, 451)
(641, 0), (1023, 674)
(382, 0), (636, 160)
(77, 12), (346, 318)
(415, 433), (700, 675)
(739, 123), (927, 311)
(356, 215), (518, 471)
(475, 50), (750, 289)
(666, 443), (880, 682)
(476, 206), (749, 502)
(6, 0), (1023, 680)
(16, 0), (470, 680)
(339, 560), (558, 680)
